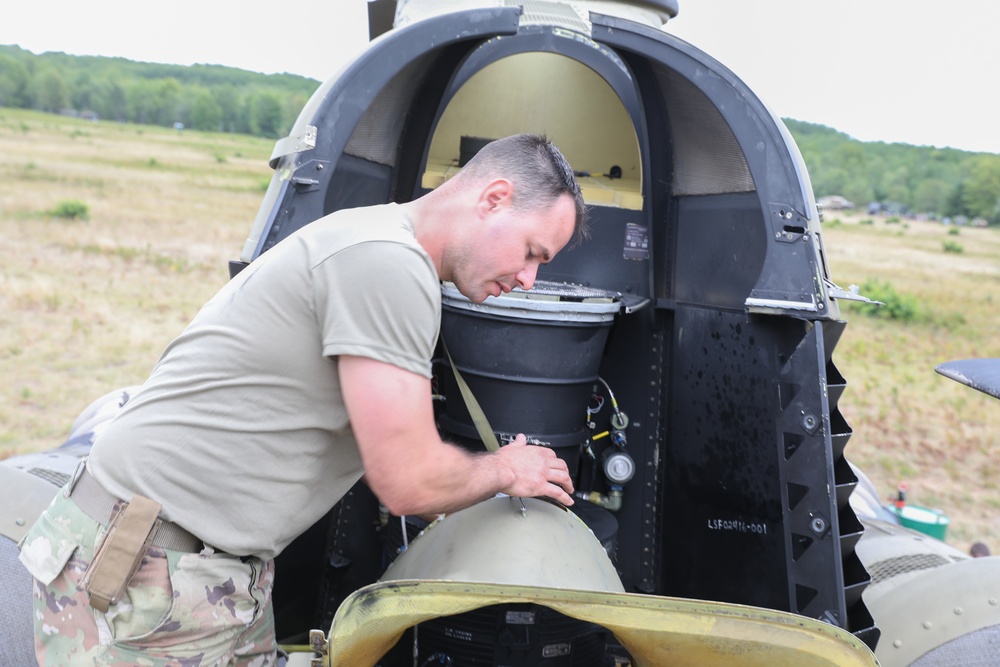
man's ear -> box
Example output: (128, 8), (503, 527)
(477, 178), (514, 216)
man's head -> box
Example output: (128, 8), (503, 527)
(455, 134), (588, 248)
(437, 134), (589, 303)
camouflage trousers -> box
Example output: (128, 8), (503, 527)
(18, 486), (278, 666)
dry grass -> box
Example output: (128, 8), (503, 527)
(0, 109), (273, 454)
(2, 109), (998, 556)
(822, 214), (1000, 554)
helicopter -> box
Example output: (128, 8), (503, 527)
(3, 2), (997, 665)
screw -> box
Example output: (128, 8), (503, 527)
(801, 414), (818, 432)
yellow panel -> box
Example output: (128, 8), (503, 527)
(324, 581), (878, 667)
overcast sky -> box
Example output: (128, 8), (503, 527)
(2, 0), (998, 154)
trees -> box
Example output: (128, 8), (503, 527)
(962, 156), (1000, 224)
(0, 45), (317, 139)
(33, 69), (69, 112)
(188, 88), (223, 132)
(0, 54), (29, 107)
(785, 118), (994, 221)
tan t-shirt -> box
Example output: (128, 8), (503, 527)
(87, 203), (441, 559)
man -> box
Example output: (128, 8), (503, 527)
(19, 133), (588, 665)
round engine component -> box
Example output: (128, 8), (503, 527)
(602, 448), (635, 484)
(439, 281), (620, 466)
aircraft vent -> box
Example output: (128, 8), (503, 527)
(648, 61), (756, 196)
(865, 553), (952, 584)
(27, 468), (70, 487)
(344, 55), (434, 168)
(515, 0), (592, 35)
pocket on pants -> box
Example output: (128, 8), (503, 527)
(18, 492), (97, 586)
(112, 550), (269, 651)
(99, 545), (175, 644)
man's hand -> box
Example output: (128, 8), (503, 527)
(495, 434), (574, 505)
(340, 355), (574, 516)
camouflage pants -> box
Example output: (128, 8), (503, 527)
(18, 487), (277, 666)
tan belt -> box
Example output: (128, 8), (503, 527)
(72, 466), (204, 611)
(70, 467), (202, 553)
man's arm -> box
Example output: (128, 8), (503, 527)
(339, 355), (574, 516)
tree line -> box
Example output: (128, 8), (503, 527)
(786, 119), (1000, 224)
(0, 45), (318, 138)
(1, 45), (999, 223)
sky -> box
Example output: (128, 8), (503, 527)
(2, 0), (998, 154)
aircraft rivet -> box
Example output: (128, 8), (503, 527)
(989, 598), (997, 606)
(893, 640), (903, 648)
(954, 607), (964, 615)
(922, 621), (932, 629)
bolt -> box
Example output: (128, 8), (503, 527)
(922, 621), (932, 629)
(801, 414), (818, 432)
(954, 607), (964, 616)
(785, 211), (793, 220)
(893, 640), (903, 649)
(810, 517), (827, 534)
(16, 518), (25, 526)
(803, 234), (810, 241)
(990, 598), (997, 606)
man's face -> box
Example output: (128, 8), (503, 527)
(450, 193), (576, 303)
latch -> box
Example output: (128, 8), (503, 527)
(308, 628), (329, 666)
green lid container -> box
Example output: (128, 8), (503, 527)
(893, 504), (950, 541)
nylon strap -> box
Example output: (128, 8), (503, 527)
(82, 494), (162, 612)
(443, 341), (500, 453)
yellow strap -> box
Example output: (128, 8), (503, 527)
(83, 495), (162, 612)
(443, 341), (500, 453)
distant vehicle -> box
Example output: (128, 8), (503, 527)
(3, 2), (997, 665)
(818, 195), (855, 210)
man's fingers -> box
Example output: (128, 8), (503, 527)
(507, 433), (528, 447)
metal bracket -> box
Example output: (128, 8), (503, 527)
(269, 124), (318, 167)
(823, 279), (884, 305)
(770, 203), (809, 244)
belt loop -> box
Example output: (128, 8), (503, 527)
(65, 457), (88, 498)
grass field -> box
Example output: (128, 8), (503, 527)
(2, 108), (998, 555)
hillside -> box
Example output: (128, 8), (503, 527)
(1, 107), (998, 558)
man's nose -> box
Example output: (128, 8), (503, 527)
(515, 264), (538, 290)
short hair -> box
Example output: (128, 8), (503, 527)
(457, 134), (589, 247)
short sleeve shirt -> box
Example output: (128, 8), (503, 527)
(87, 203), (441, 559)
